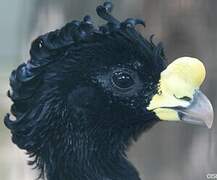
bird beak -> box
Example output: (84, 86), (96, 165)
(147, 57), (214, 128)
(171, 90), (213, 128)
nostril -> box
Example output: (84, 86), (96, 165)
(180, 96), (192, 101)
(174, 94), (192, 101)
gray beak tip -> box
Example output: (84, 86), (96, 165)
(200, 91), (214, 129)
(179, 90), (214, 129)
(205, 101), (214, 129)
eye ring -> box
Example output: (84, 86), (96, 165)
(111, 70), (135, 90)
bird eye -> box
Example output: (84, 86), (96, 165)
(111, 71), (135, 89)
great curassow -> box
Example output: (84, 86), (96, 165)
(4, 2), (213, 180)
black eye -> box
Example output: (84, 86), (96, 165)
(111, 71), (135, 89)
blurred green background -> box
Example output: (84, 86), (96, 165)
(0, 0), (216, 180)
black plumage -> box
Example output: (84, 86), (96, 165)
(5, 2), (166, 180)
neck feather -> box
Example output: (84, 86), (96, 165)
(38, 131), (141, 180)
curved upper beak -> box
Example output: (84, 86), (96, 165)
(175, 90), (214, 128)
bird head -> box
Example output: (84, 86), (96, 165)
(4, 2), (214, 180)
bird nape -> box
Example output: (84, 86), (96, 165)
(4, 2), (213, 180)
